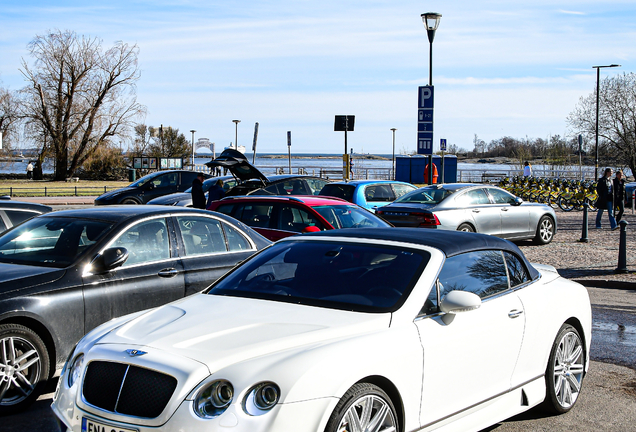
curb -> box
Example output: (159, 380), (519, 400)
(574, 279), (636, 290)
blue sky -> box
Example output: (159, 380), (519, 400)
(1, 1), (634, 154)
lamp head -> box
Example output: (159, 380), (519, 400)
(421, 12), (442, 43)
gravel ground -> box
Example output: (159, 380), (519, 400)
(517, 207), (636, 287)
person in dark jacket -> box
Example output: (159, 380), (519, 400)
(613, 170), (626, 223)
(206, 179), (225, 209)
(595, 168), (617, 230)
(191, 172), (206, 209)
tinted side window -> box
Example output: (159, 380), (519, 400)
(458, 189), (491, 206)
(214, 204), (235, 216)
(504, 251), (530, 288)
(392, 184), (416, 198)
(177, 216), (227, 256)
(488, 188), (516, 204)
(277, 205), (325, 232)
(222, 222), (252, 251)
(423, 250), (510, 316)
(181, 172), (198, 185)
(111, 219), (171, 266)
(305, 178), (329, 195)
(153, 172), (178, 188)
(365, 185), (395, 202)
(5, 210), (39, 226)
(319, 184), (355, 202)
(235, 204), (274, 228)
(0, 215), (6, 232)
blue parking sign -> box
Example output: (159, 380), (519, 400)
(417, 86), (434, 155)
(440, 138), (446, 152)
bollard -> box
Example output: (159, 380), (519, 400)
(615, 220), (629, 274)
(578, 202), (589, 243)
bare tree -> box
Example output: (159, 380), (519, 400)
(0, 85), (20, 153)
(568, 72), (636, 177)
(20, 30), (145, 180)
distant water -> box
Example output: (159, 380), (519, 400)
(1, 153), (622, 178)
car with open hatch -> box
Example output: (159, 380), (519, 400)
(52, 228), (590, 432)
(376, 183), (557, 244)
(0, 206), (269, 414)
(207, 195), (390, 241)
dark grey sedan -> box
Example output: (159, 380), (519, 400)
(0, 199), (52, 234)
(0, 206), (270, 414)
(376, 183), (557, 244)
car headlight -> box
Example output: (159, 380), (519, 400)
(194, 380), (234, 419)
(243, 382), (280, 416)
(67, 354), (84, 387)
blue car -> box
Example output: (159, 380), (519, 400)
(319, 180), (417, 210)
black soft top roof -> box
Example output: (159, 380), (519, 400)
(302, 227), (540, 279)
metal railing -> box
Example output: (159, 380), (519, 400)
(0, 185), (120, 198)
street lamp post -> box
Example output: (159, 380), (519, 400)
(232, 120), (241, 148)
(390, 128), (397, 180)
(190, 130), (196, 170)
(421, 12), (442, 184)
(593, 64), (620, 180)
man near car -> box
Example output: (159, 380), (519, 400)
(191, 172), (206, 209)
(613, 170), (626, 223)
(595, 168), (617, 230)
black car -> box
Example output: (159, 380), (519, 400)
(0, 199), (52, 233)
(148, 149), (330, 206)
(0, 206), (270, 414)
(94, 170), (212, 205)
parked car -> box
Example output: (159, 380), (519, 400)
(625, 181), (636, 207)
(319, 179), (417, 210)
(0, 206), (270, 414)
(147, 175), (237, 206)
(52, 228), (591, 432)
(0, 199), (52, 233)
(94, 170), (212, 205)
(208, 195), (391, 241)
(377, 183), (557, 244)
(148, 174), (329, 207)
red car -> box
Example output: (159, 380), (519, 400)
(208, 195), (391, 241)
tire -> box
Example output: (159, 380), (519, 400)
(558, 196), (574, 212)
(120, 198), (139, 205)
(325, 383), (398, 432)
(534, 215), (555, 245)
(542, 324), (585, 414)
(584, 197), (597, 212)
(0, 324), (50, 415)
(457, 223), (475, 233)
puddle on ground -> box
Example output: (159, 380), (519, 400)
(593, 321), (636, 347)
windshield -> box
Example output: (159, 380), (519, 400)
(0, 217), (113, 268)
(129, 171), (161, 188)
(394, 187), (454, 205)
(313, 205), (389, 229)
(208, 240), (429, 312)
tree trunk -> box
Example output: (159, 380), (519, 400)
(54, 151), (68, 181)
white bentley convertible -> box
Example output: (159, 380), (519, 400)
(52, 228), (591, 432)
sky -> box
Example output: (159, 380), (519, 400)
(1, 0), (634, 155)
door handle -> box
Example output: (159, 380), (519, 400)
(508, 309), (523, 319)
(501, 208), (509, 212)
(472, 209), (480, 213)
(158, 268), (179, 278)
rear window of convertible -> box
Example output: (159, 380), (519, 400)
(208, 240), (430, 313)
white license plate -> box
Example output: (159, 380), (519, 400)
(81, 417), (138, 432)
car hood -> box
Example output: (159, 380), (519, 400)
(96, 187), (134, 200)
(0, 263), (66, 296)
(97, 294), (390, 370)
(204, 148), (268, 182)
(147, 192), (190, 205)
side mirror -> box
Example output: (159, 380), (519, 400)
(90, 247), (129, 274)
(302, 226), (321, 234)
(439, 290), (481, 324)
(512, 197), (523, 206)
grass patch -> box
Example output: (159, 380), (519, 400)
(0, 180), (130, 197)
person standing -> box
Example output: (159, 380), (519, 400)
(595, 168), (617, 230)
(191, 172), (206, 209)
(613, 170), (626, 223)
(206, 179), (225, 209)
(523, 161), (533, 177)
(26, 162), (34, 180)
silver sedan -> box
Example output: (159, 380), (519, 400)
(376, 183), (557, 244)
